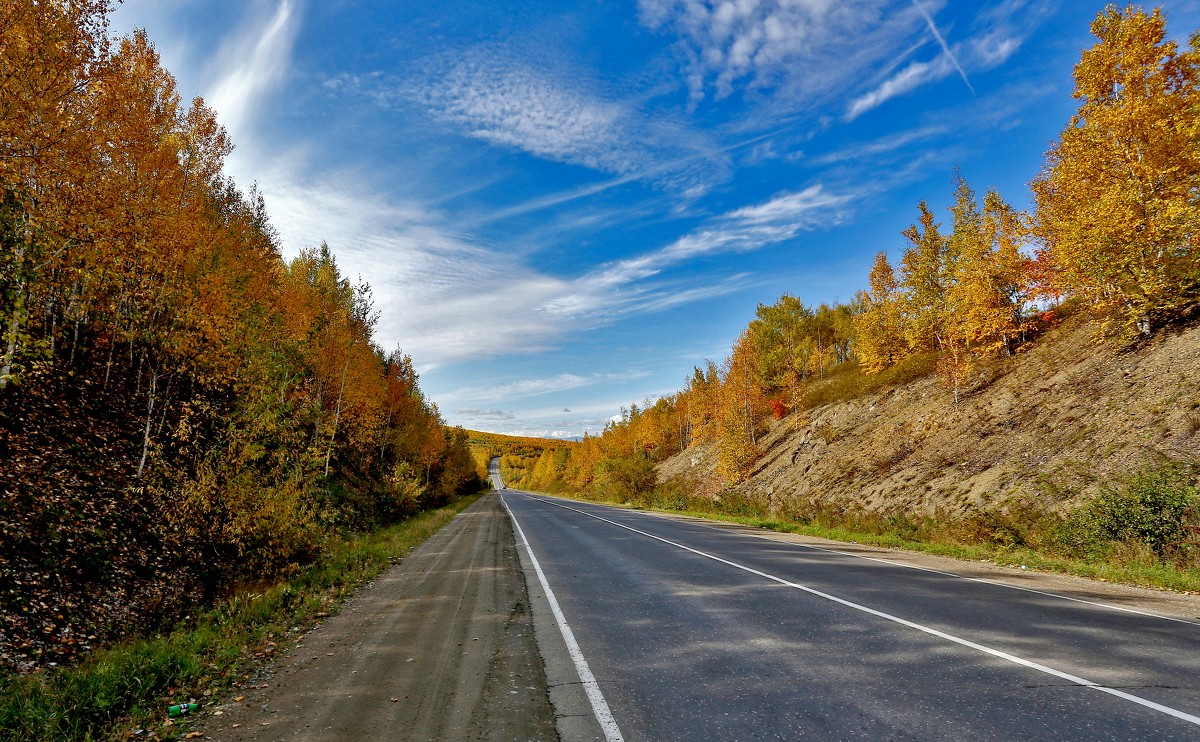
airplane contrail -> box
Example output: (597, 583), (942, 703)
(911, 0), (974, 94)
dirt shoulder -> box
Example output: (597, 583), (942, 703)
(643, 510), (1200, 622)
(196, 493), (556, 742)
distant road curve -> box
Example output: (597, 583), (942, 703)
(503, 490), (1200, 741)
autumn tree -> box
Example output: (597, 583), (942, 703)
(900, 201), (953, 354)
(748, 294), (813, 416)
(1031, 5), (1200, 338)
(958, 189), (1032, 357)
(681, 361), (720, 445)
(854, 251), (908, 373)
(0, 1), (484, 669)
(0, 0), (113, 388)
(716, 331), (767, 482)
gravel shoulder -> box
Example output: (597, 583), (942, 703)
(196, 493), (557, 742)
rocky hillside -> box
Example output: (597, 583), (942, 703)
(658, 314), (1200, 517)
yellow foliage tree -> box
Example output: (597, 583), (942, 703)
(1031, 5), (1200, 338)
(716, 331), (766, 483)
(899, 201), (952, 354)
(854, 251), (907, 373)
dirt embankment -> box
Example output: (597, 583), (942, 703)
(659, 316), (1200, 516)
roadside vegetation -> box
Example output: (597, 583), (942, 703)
(1, 0), (484, 690)
(0, 496), (479, 742)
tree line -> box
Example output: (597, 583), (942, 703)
(523, 4), (1200, 494)
(0, 0), (481, 670)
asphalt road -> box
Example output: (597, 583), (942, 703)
(502, 490), (1200, 741)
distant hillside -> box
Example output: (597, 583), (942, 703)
(657, 314), (1200, 518)
(465, 430), (575, 487)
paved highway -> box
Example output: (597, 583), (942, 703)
(500, 490), (1200, 741)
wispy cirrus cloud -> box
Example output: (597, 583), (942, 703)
(207, 0), (300, 139)
(442, 371), (651, 406)
(638, 0), (937, 108)
(255, 159), (788, 368)
(813, 125), (949, 165)
(418, 55), (639, 175)
(330, 49), (729, 196)
(910, 0), (973, 93)
(453, 408), (517, 423)
(843, 0), (1044, 120)
(843, 32), (1022, 120)
(593, 184), (855, 287)
(639, 0), (1043, 123)
(845, 55), (956, 120)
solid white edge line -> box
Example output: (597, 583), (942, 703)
(501, 494), (625, 742)
(637, 511), (1200, 627)
(528, 495), (1200, 728)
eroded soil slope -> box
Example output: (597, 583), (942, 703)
(660, 316), (1200, 516)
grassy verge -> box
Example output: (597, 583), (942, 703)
(0, 494), (481, 742)
(538, 489), (1200, 594)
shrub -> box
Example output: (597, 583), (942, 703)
(1056, 465), (1199, 558)
(384, 463), (425, 521)
(596, 453), (657, 503)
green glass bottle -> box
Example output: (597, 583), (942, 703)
(168, 702), (199, 717)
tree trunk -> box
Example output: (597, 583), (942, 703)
(323, 361), (348, 479)
(0, 241), (27, 390)
(137, 369), (159, 478)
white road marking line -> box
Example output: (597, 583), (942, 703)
(635, 509), (1200, 627)
(527, 495), (1200, 728)
(501, 495), (625, 742)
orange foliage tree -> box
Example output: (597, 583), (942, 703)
(0, 0), (481, 668)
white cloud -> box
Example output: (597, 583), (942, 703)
(969, 31), (1022, 68)
(839, 0), (1042, 120)
(454, 408), (517, 422)
(441, 371), (652, 407)
(843, 23), (1026, 121)
(375, 50), (730, 195)
(910, 0), (973, 93)
(813, 125), (948, 164)
(420, 56), (635, 174)
(844, 55), (953, 120)
(245, 152), (780, 370)
(207, 0), (300, 139)
(594, 184), (854, 288)
(640, 0), (1044, 122)
(638, 0), (939, 107)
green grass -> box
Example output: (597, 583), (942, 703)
(0, 495), (480, 742)
(800, 352), (939, 409)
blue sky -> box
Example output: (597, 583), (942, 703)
(111, 0), (1200, 438)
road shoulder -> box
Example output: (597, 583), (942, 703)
(503, 492), (608, 742)
(196, 493), (557, 741)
